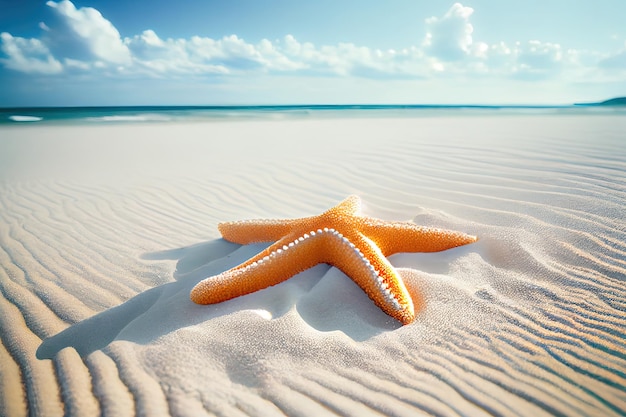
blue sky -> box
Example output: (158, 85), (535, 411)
(1, 0), (625, 106)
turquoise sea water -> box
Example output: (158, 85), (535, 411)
(1, 104), (624, 125)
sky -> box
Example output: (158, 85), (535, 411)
(1, 0), (625, 106)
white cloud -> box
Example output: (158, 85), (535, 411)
(274, 36), (430, 78)
(0, 0), (622, 91)
(0, 32), (62, 74)
(126, 30), (183, 62)
(517, 41), (563, 68)
(419, 5), (593, 83)
(423, 3), (475, 61)
(44, 0), (131, 65)
(124, 31), (426, 78)
(0, 1), (491, 79)
(483, 40), (566, 80)
(63, 57), (91, 71)
(125, 32), (266, 76)
(256, 38), (304, 71)
(188, 35), (263, 70)
(126, 31), (276, 75)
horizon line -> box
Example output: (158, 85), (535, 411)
(0, 102), (600, 111)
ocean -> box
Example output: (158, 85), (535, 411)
(1, 104), (624, 125)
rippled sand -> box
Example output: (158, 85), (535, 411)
(1, 116), (625, 416)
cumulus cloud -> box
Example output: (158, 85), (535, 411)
(0, 1), (478, 78)
(273, 36), (430, 78)
(44, 0), (131, 65)
(0, 32), (62, 74)
(510, 40), (564, 79)
(517, 41), (562, 68)
(423, 3), (475, 61)
(124, 31), (278, 75)
(465, 40), (568, 80)
(124, 30), (225, 75)
(188, 35), (264, 70)
(124, 31), (429, 79)
(0, 0), (619, 86)
(255, 38), (304, 71)
(0, 0), (130, 74)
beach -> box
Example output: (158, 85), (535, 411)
(1, 113), (625, 416)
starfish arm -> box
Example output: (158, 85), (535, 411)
(218, 219), (298, 244)
(359, 220), (477, 256)
(323, 195), (361, 217)
(218, 196), (361, 244)
(190, 232), (325, 305)
(319, 230), (415, 325)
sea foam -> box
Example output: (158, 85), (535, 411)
(9, 115), (43, 122)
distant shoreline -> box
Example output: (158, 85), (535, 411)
(574, 97), (626, 106)
(1, 100), (624, 125)
(0, 104), (571, 112)
(2, 97), (625, 112)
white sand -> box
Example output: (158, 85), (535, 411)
(1, 116), (625, 416)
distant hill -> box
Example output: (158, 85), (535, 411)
(598, 97), (626, 106)
(575, 97), (626, 106)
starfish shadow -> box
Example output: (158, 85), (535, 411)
(38, 239), (409, 360)
(37, 239), (240, 359)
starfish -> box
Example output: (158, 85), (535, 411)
(190, 196), (476, 325)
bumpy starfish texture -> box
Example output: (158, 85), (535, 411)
(190, 196), (477, 325)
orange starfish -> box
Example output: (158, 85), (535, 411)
(190, 196), (476, 325)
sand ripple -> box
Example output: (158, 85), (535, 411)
(1, 116), (625, 416)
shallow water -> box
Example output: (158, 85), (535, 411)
(1, 103), (625, 126)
